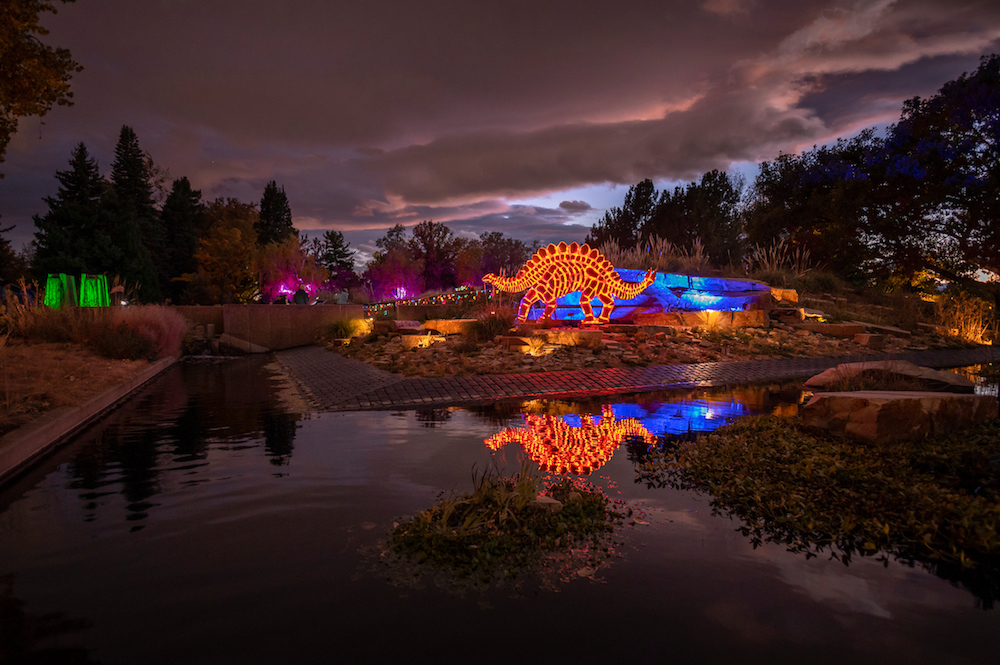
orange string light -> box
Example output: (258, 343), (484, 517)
(482, 241), (656, 323)
(485, 405), (657, 475)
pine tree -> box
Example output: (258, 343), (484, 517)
(256, 180), (296, 246)
(108, 125), (161, 300)
(31, 142), (122, 279)
(160, 177), (203, 302)
(312, 230), (355, 281)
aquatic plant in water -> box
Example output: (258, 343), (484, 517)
(636, 415), (1000, 605)
(383, 465), (630, 590)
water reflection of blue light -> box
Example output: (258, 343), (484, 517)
(559, 399), (748, 436)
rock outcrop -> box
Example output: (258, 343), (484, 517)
(801, 391), (997, 443)
(804, 360), (975, 393)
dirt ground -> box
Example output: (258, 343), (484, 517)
(0, 339), (151, 437)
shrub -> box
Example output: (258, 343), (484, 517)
(115, 306), (188, 358)
(322, 317), (366, 340)
(1, 291), (187, 360)
(936, 290), (993, 344)
(469, 306), (515, 341)
(791, 270), (846, 295)
(87, 321), (156, 360)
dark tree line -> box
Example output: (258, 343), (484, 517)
(27, 125), (314, 303)
(585, 170), (743, 265)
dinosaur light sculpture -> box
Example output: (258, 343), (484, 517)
(482, 242), (655, 323)
(485, 405), (657, 475)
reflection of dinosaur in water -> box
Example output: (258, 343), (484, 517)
(485, 405), (657, 475)
(482, 241), (656, 323)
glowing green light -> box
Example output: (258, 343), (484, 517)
(44, 273), (78, 309)
(79, 274), (110, 307)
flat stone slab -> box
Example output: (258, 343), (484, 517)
(793, 322), (866, 338)
(423, 319), (476, 335)
(850, 321), (912, 338)
(539, 329), (603, 347)
(801, 391), (997, 443)
(633, 310), (767, 329)
(804, 360), (975, 393)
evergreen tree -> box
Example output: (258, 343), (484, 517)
(1, 222), (29, 284)
(160, 177), (203, 302)
(585, 179), (657, 249)
(643, 170), (744, 264)
(109, 125), (162, 300)
(256, 180), (296, 246)
(31, 142), (123, 279)
(307, 229), (355, 287)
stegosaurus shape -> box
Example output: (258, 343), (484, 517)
(484, 405), (657, 475)
(482, 241), (656, 323)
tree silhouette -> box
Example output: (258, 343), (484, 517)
(0, 0), (82, 174)
(256, 180), (296, 246)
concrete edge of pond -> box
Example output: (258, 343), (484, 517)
(0, 355), (179, 488)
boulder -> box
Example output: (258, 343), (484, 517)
(497, 336), (530, 351)
(853, 333), (886, 349)
(400, 334), (444, 350)
(801, 391), (997, 443)
(804, 360), (975, 393)
(770, 287), (799, 304)
(533, 495), (563, 513)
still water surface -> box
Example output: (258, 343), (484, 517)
(1, 358), (998, 664)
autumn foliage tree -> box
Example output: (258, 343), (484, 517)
(194, 198), (259, 303)
(257, 235), (328, 303)
(0, 0), (82, 173)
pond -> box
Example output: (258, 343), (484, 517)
(1, 357), (998, 664)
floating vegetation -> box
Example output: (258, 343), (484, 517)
(377, 465), (630, 592)
(636, 415), (1000, 605)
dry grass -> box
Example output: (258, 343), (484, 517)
(0, 339), (150, 437)
(743, 238), (812, 276)
(599, 237), (710, 274)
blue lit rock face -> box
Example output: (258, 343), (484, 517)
(525, 269), (771, 321)
(561, 399), (750, 436)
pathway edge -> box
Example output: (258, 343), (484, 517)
(0, 355), (179, 486)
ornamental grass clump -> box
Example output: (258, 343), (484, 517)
(637, 415), (1000, 573)
(390, 465), (626, 582)
(468, 305), (515, 342)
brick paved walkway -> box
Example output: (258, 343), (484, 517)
(276, 345), (999, 412)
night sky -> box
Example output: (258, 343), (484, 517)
(2, 0), (999, 266)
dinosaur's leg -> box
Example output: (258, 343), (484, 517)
(579, 287), (597, 323)
(517, 289), (538, 322)
(537, 285), (558, 320)
(596, 292), (615, 323)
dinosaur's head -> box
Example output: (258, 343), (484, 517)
(644, 267), (657, 282)
(482, 269), (505, 285)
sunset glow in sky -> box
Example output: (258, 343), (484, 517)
(3, 0), (999, 265)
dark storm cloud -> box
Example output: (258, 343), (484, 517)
(559, 200), (592, 213)
(3, 0), (1000, 250)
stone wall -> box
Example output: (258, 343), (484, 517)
(173, 305), (224, 332)
(220, 304), (365, 352)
